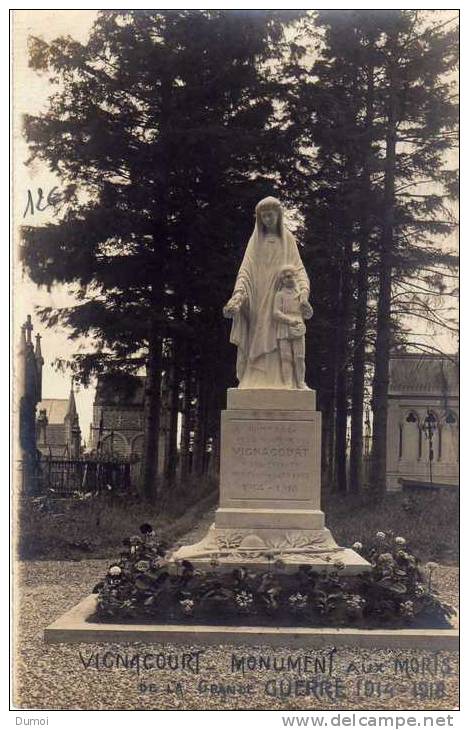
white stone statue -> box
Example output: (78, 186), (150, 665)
(223, 197), (311, 389)
(273, 265), (313, 389)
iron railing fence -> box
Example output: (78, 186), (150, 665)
(17, 456), (134, 496)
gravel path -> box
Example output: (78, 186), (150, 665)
(13, 557), (458, 711)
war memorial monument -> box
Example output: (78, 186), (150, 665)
(44, 198), (459, 650)
(171, 196), (368, 573)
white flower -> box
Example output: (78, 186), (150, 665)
(376, 531), (386, 540)
(378, 552), (394, 564)
(399, 600), (414, 617)
(395, 536), (406, 545)
(346, 594), (365, 609)
(352, 542), (363, 551)
(108, 565), (122, 576)
(179, 599), (195, 615)
(426, 561), (439, 571)
(234, 590), (254, 608)
(288, 592), (308, 609)
(135, 560), (150, 572)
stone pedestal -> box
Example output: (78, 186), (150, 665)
(171, 389), (369, 574)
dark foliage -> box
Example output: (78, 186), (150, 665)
(94, 524), (455, 628)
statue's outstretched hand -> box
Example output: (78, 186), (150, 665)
(223, 292), (244, 318)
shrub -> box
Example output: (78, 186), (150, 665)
(325, 490), (458, 564)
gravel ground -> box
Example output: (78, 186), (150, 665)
(13, 554), (459, 711)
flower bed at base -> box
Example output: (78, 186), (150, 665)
(92, 524), (455, 630)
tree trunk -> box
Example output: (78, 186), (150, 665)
(140, 64), (174, 501)
(320, 264), (340, 494)
(350, 62), (375, 494)
(140, 328), (163, 502)
(334, 233), (353, 493)
(334, 156), (355, 494)
(180, 365), (194, 482)
(164, 339), (181, 487)
(211, 429), (220, 476)
(193, 373), (208, 477)
(333, 268), (348, 493)
(321, 400), (334, 494)
(370, 49), (397, 496)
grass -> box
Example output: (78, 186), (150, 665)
(17, 479), (458, 565)
(324, 488), (459, 564)
(17, 477), (218, 561)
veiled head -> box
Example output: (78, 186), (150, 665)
(255, 196), (283, 236)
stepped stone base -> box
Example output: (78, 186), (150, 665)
(44, 594), (459, 649)
(170, 523), (369, 574)
(172, 388), (370, 575)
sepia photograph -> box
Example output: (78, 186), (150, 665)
(11, 7), (459, 715)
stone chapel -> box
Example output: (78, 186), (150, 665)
(88, 374), (171, 480)
(385, 353), (459, 490)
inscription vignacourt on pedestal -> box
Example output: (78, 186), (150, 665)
(224, 419), (318, 502)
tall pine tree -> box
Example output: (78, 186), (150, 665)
(21, 9), (299, 500)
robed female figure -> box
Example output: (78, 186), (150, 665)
(223, 197), (310, 388)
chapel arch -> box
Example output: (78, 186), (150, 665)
(131, 433), (144, 458)
(400, 410), (421, 461)
(440, 411), (459, 463)
(101, 432), (129, 459)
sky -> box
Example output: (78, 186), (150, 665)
(12, 9), (459, 440)
(12, 11), (99, 440)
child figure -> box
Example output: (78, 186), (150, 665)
(273, 265), (313, 389)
